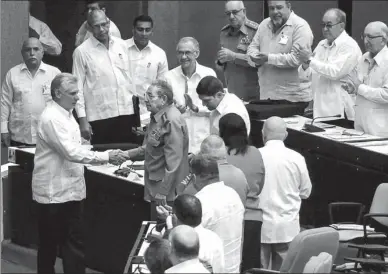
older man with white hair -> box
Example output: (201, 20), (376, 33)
(163, 37), (217, 154)
(32, 73), (128, 274)
(217, 0), (259, 101)
(297, 8), (362, 128)
(342, 21), (388, 137)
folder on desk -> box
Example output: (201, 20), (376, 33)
(329, 224), (374, 232)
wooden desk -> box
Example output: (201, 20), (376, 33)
(7, 147), (150, 273)
(250, 116), (388, 227)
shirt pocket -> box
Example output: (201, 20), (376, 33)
(12, 83), (27, 105)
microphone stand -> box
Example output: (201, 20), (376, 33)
(303, 114), (342, 133)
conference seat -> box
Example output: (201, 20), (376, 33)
(244, 227), (339, 273)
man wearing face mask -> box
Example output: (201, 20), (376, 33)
(75, 0), (121, 47)
(217, 0), (259, 101)
(72, 10), (136, 145)
(1, 38), (60, 147)
(342, 22), (388, 137)
(247, 0), (313, 107)
(163, 37), (216, 154)
(126, 15), (168, 124)
(297, 9), (362, 128)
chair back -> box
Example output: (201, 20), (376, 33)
(279, 227), (339, 273)
(303, 252), (333, 273)
(369, 183), (388, 227)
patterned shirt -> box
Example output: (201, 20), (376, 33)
(1, 62), (60, 144)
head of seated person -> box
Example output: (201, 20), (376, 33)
(190, 152), (220, 191)
(168, 225), (200, 266)
(219, 113), (249, 156)
(144, 238), (172, 274)
(199, 135), (227, 161)
(172, 194), (202, 228)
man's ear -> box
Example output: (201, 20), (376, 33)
(283, 131), (288, 141)
(101, 7), (106, 13)
(194, 50), (200, 59)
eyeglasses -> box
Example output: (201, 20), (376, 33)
(177, 50), (196, 57)
(225, 8), (244, 16)
(321, 21), (342, 29)
(361, 34), (384, 40)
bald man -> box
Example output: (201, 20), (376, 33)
(217, 1), (259, 101)
(342, 22), (388, 137)
(298, 8), (362, 128)
(166, 225), (210, 273)
(180, 135), (249, 205)
(73, 9), (137, 145)
(1, 38), (61, 147)
(258, 116), (312, 270)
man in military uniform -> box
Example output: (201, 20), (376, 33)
(125, 80), (189, 220)
(217, 0), (259, 101)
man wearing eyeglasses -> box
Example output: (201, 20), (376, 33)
(247, 0), (313, 107)
(217, 1), (259, 101)
(297, 8), (362, 128)
(342, 21), (388, 137)
(163, 37), (217, 154)
(75, 0), (121, 47)
(73, 10), (137, 145)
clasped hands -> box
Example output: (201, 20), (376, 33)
(174, 94), (198, 114)
(108, 149), (130, 166)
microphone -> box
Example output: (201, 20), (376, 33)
(303, 114), (342, 133)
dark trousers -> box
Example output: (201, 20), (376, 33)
(89, 115), (137, 145)
(36, 200), (85, 274)
(241, 220), (263, 272)
(10, 140), (35, 147)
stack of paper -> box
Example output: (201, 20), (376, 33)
(329, 223), (375, 232)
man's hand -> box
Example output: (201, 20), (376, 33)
(108, 149), (130, 165)
(217, 47), (236, 64)
(1, 133), (10, 147)
(296, 45), (313, 64)
(29, 27), (40, 39)
(341, 79), (358, 95)
(154, 193), (167, 206)
(184, 94), (198, 113)
(174, 100), (186, 114)
(156, 204), (172, 221)
(249, 52), (268, 66)
(79, 118), (93, 141)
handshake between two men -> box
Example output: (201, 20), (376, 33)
(107, 149), (131, 166)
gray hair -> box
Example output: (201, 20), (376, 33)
(149, 79), (174, 105)
(190, 153), (220, 179)
(176, 37), (200, 52)
(326, 8), (346, 25)
(199, 135), (227, 160)
(87, 9), (107, 25)
(51, 73), (78, 100)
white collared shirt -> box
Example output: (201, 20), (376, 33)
(32, 101), (109, 204)
(165, 258), (210, 273)
(299, 31), (362, 120)
(126, 38), (168, 120)
(210, 92), (251, 136)
(354, 46), (388, 137)
(1, 62), (61, 144)
(164, 63), (216, 153)
(195, 181), (244, 273)
(195, 225), (225, 273)
(258, 140), (312, 243)
(29, 15), (62, 56)
(72, 36), (134, 121)
(75, 19), (121, 47)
